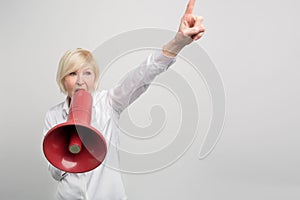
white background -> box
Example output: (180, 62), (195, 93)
(0, 0), (299, 199)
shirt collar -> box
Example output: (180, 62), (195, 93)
(62, 97), (70, 119)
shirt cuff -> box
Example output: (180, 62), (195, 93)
(152, 50), (176, 69)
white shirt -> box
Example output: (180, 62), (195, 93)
(43, 51), (176, 200)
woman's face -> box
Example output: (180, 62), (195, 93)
(63, 65), (96, 97)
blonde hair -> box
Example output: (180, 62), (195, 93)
(56, 48), (100, 94)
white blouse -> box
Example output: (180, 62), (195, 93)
(43, 51), (176, 200)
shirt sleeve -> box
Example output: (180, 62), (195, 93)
(43, 110), (68, 181)
(108, 50), (176, 114)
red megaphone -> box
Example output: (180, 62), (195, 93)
(43, 90), (107, 173)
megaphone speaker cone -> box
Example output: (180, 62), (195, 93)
(42, 90), (107, 173)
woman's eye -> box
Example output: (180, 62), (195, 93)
(84, 71), (92, 75)
(69, 72), (77, 76)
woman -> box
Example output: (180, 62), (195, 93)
(43, 0), (205, 199)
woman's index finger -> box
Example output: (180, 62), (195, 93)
(184, 0), (195, 15)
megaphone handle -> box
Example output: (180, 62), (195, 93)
(69, 130), (82, 154)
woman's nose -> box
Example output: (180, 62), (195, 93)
(76, 74), (84, 85)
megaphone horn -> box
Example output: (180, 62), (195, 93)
(43, 90), (107, 173)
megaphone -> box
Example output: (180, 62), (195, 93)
(43, 90), (107, 173)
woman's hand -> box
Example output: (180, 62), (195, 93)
(179, 0), (205, 42)
(163, 0), (205, 57)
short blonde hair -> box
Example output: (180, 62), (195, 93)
(56, 48), (100, 94)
